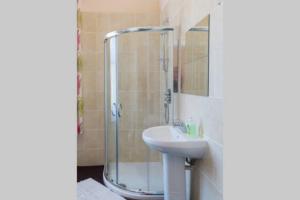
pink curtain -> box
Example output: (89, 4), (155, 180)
(77, 7), (83, 135)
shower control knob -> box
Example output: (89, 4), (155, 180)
(164, 89), (171, 104)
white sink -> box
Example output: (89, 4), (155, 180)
(142, 125), (207, 158)
(142, 126), (207, 200)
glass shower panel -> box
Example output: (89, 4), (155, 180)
(116, 31), (172, 193)
(104, 27), (174, 197)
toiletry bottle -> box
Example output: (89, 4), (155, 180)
(186, 118), (199, 138)
(185, 118), (192, 136)
(190, 119), (198, 138)
(198, 119), (204, 138)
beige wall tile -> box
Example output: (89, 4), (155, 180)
(84, 130), (104, 149)
(149, 149), (161, 162)
(135, 33), (149, 49)
(119, 53), (137, 72)
(137, 49), (148, 69)
(81, 32), (97, 52)
(94, 148), (105, 165)
(95, 52), (104, 74)
(119, 111), (135, 131)
(96, 32), (106, 53)
(149, 71), (161, 91)
(148, 47), (160, 67)
(135, 110), (146, 129)
(81, 12), (97, 32)
(96, 92), (104, 110)
(95, 70), (104, 92)
(147, 13), (161, 26)
(134, 14), (151, 27)
(119, 131), (135, 161)
(96, 13), (110, 32)
(77, 134), (85, 151)
(146, 92), (161, 114)
(83, 110), (103, 130)
(78, 147), (104, 166)
(120, 91), (146, 112)
(82, 148), (105, 166)
(83, 69), (96, 94)
(136, 92), (147, 111)
(119, 69), (137, 90)
(81, 52), (97, 70)
(119, 91), (137, 111)
(109, 13), (135, 32)
(77, 150), (88, 166)
(133, 130), (148, 162)
(119, 32), (140, 54)
(83, 91), (97, 110)
(137, 69), (147, 91)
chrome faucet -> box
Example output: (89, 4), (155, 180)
(173, 120), (187, 133)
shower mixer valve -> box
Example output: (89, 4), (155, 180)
(164, 89), (171, 104)
(164, 89), (171, 124)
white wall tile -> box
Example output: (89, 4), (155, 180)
(199, 139), (223, 193)
(198, 173), (222, 200)
(179, 95), (223, 144)
(191, 164), (222, 200)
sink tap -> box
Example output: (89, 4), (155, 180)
(173, 120), (187, 133)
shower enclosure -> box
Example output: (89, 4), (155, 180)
(103, 27), (174, 200)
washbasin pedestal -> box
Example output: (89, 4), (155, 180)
(162, 154), (186, 200)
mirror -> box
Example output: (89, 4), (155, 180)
(180, 15), (209, 96)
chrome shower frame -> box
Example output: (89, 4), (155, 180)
(104, 27), (174, 41)
(103, 26), (174, 200)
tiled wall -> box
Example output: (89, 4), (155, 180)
(77, 11), (162, 166)
(77, 11), (105, 166)
(118, 31), (164, 163)
(160, 0), (223, 199)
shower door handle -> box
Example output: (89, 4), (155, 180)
(117, 103), (122, 118)
(112, 103), (117, 117)
(111, 103), (122, 118)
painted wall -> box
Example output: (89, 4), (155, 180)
(160, 0), (223, 199)
(79, 0), (160, 13)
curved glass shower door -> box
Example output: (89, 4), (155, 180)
(104, 27), (173, 196)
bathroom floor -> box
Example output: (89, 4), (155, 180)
(77, 166), (134, 200)
(77, 166), (104, 184)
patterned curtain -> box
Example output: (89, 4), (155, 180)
(77, 7), (84, 135)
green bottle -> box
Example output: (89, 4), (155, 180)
(186, 118), (199, 138)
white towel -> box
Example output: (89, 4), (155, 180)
(77, 178), (126, 200)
